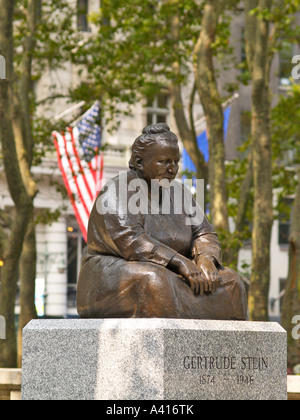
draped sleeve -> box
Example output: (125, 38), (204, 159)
(87, 171), (177, 267)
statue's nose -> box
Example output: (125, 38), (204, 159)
(168, 164), (178, 175)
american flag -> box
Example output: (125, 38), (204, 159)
(52, 101), (103, 242)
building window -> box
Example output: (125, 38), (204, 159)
(146, 94), (169, 126)
(239, 28), (250, 84)
(77, 0), (90, 33)
(240, 29), (248, 72)
(278, 198), (293, 246)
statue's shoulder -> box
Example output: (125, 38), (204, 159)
(95, 170), (139, 205)
(110, 170), (138, 185)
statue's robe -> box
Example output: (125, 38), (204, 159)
(77, 170), (247, 320)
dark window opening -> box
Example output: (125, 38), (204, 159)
(77, 0), (90, 32)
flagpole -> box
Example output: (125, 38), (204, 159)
(52, 101), (86, 122)
(70, 100), (100, 128)
(194, 92), (239, 132)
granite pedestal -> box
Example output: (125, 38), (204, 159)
(21, 319), (287, 400)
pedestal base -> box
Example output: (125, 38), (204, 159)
(21, 319), (287, 400)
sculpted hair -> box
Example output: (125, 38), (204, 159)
(129, 123), (178, 170)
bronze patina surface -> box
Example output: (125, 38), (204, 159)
(77, 123), (247, 320)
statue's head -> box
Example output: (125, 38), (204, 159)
(129, 123), (180, 186)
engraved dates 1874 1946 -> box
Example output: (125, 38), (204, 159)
(183, 355), (269, 387)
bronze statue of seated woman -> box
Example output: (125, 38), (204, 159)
(77, 123), (248, 320)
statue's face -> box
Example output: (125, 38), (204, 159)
(141, 140), (180, 186)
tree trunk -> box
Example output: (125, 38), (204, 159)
(17, 220), (37, 368)
(227, 151), (253, 268)
(0, 0), (36, 367)
(282, 170), (300, 368)
(0, 0), (18, 367)
(169, 11), (207, 183)
(246, 0), (273, 321)
(14, 0), (40, 367)
(0, 205), (33, 367)
(172, 82), (207, 182)
(14, 0), (40, 173)
(193, 0), (229, 235)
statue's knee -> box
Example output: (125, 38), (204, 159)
(144, 270), (165, 293)
(221, 267), (246, 290)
